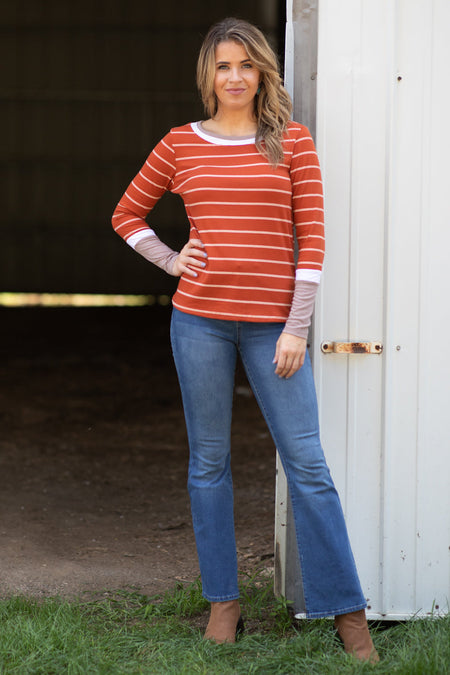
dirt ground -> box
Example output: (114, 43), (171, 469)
(0, 306), (276, 599)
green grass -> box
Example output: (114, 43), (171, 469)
(0, 572), (448, 674)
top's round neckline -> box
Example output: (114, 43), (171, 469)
(191, 121), (256, 146)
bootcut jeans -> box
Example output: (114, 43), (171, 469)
(170, 307), (367, 618)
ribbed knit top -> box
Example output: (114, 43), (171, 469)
(112, 120), (325, 322)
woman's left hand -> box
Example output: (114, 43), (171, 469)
(273, 332), (307, 379)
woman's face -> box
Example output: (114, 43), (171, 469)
(213, 40), (261, 115)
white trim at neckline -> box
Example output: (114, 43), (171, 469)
(191, 121), (256, 146)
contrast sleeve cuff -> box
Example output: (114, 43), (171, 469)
(126, 229), (157, 249)
(295, 268), (322, 284)
(283, 280), (319, 339)
(134, 234), (179, 275)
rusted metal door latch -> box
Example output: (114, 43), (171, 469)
(321, 341), (383, 354)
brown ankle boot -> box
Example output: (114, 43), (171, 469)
(204, 599), (242, 644)
(334, 609), (379, 663)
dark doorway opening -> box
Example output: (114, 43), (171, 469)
(1, 1), (285, 597)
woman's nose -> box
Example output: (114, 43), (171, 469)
(228, 67), (242, 82)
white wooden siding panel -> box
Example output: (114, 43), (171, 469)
(383, 0), (424, 617)
(414, 0), (450, 615)
(314, 0), (388, 613)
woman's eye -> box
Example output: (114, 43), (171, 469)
(217, 65), (229, 70)
(242, 63), (253, 68)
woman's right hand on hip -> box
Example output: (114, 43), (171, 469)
(172, 239), (208, 277)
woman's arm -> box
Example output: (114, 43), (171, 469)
(290, 125), (325, 285)
(112, 132), (177, 254)
(112, 132), (207, 276)
(274, 127), (325, 378)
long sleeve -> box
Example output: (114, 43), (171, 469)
(290, 128), (325, 284)
(112, 132), (176, 249)
(281, 127), (325, 337)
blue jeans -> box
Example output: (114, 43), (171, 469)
(170, 308), (366, 618)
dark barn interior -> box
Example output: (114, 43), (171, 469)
(1, 1), (285, 596)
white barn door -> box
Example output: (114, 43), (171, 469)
(277, 0), (450, 620)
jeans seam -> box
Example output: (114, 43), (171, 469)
(203, 592), (241, 602)
(307, 601), (367, 619)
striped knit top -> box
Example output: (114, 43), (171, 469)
(112, 120), (325, 322)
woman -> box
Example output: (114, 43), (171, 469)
(112, 17), (378, 662)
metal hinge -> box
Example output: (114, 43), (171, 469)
(321, 341), (383, 355)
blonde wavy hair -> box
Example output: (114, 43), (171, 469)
(196, 17), (293, 166)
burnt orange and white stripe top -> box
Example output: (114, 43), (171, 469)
(112, 120), (324, 322)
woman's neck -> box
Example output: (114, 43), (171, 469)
(202, 110), (257, 138)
